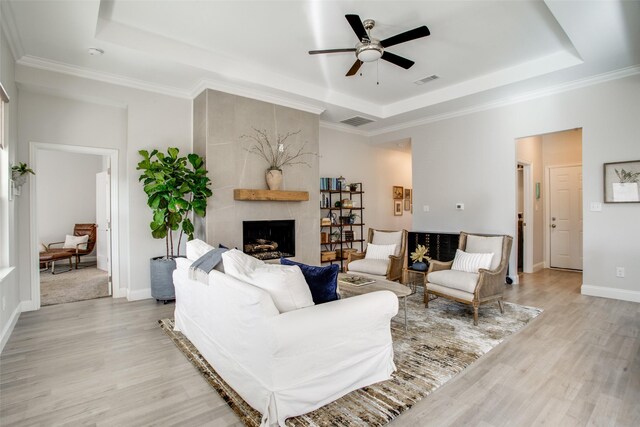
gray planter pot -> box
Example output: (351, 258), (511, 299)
(150, 257), (177, 303)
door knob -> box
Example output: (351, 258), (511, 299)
(551, 224), (557, 228)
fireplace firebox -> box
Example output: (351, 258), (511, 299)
(243, 220), (295, 261)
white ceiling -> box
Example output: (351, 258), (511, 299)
(3, 0), (640, 134)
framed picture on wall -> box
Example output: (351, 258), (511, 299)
(393, 186), (404, 199)
(394, 200), (403, 216)
(604, 160), (640, 203)
(404, 188), (412, 211)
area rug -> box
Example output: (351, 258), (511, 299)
(40, 265), (109, 306)
(159, 290), (542, 426)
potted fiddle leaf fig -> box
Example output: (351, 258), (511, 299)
(137, 147), (212, 302)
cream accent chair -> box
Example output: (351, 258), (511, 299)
(425, 232), (513, 325)
(346, 229), (408, 282)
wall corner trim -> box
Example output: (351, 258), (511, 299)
(581, 284), (640, 303)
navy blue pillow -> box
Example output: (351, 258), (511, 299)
(280, 258), (339, 304)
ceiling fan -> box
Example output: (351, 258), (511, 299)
(309, 14), (430, 76)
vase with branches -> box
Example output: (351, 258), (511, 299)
(242, 128), (315, 190)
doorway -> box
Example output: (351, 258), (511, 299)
(29, 142), (120, 309)
(516, 128), (582, 274)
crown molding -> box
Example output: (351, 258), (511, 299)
(17, 55), (192, 99)
(0, 1), (24, 61)
(319, 121), (369, 136)
(367, 65), (640, 137)
(16, 56), (327, 115)
(191, 80), (325, 115)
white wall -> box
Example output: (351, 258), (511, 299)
(16, 65), (192, 303)
(372, 74), (640, 300)
(319, 127), (412, 236)
(36, 150), (103, 247)
(0, 20), (21, 352)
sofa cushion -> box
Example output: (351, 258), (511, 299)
(465, 235), (503, 270)
(451, 249), (493, 273)
(348, 258), (389, 276)
(365, 243), (396, 260)
(186, 239), (215, 261)
(280, 258), (339, 304)
(427, 269), (479, 293)
(371, 230), (403, 256)
(222, 249), (314, 313)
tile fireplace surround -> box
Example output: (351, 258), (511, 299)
(193, 89), (320, 265)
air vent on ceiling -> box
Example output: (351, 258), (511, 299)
(340, 116), (376, 127)
(414, 74), (439, 85)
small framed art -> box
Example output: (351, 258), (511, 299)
(604, 160), (640, 203)
(393, 186), (404, 200)
(394, 200), (403, 216)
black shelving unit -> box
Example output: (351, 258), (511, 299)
(320, 182), (365, 271)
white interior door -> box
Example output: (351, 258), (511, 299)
(549, 165), (582, 270)
(96, 170), (111, 285)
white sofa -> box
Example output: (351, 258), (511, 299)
(173, 252), (399, 426)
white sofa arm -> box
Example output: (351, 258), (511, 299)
(267, 291), (398, 356)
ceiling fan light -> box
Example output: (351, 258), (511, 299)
(357, 46), (382, 62)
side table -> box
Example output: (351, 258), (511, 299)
(403, 267), (428, 293)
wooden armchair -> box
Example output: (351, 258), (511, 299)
(46, 223), (98, 269)
(425, 232), (513, 325)
(346, 229), (408, 282)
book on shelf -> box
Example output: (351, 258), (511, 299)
(339, 274), (376, 287)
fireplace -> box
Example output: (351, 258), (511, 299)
(243, 220), (295, 261)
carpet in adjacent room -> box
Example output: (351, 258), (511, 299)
(40, 265), (110, 306)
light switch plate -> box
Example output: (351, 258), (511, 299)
(590, 202), (602, 212)
(456, 203), (464, 210)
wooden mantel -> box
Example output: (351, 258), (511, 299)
(233, 189), (309, 202)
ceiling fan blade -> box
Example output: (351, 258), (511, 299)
(381, 51), (415, 69)
(380, 25), (430, 48)
(346, 59), (363, 76)
(345, 14), (368, 41)
(308, 48), (357, 55)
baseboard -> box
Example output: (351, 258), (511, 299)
(581, 284), (640, 303)
(20, 300), (38, 312)
(532, 262), (545, 273)
(127, 288), (152, 301)
(0, 303), (21, 354)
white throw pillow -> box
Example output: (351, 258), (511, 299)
(372, 230), (403, 256)
(365, 243), (397, 260)
(39, 243), (47, 253)
(451, 249), (494, 273)
(63, 234), (88, 250)
(222, 249), (314, 313)
(186, 239), (215, 261)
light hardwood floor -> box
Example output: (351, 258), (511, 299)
(1, 269), (638, 426)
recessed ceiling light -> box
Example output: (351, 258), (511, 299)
(88, 47), (104, 56)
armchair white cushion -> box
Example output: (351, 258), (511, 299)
(346, 258), (389, 276)
(371, 230), (404, 256)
